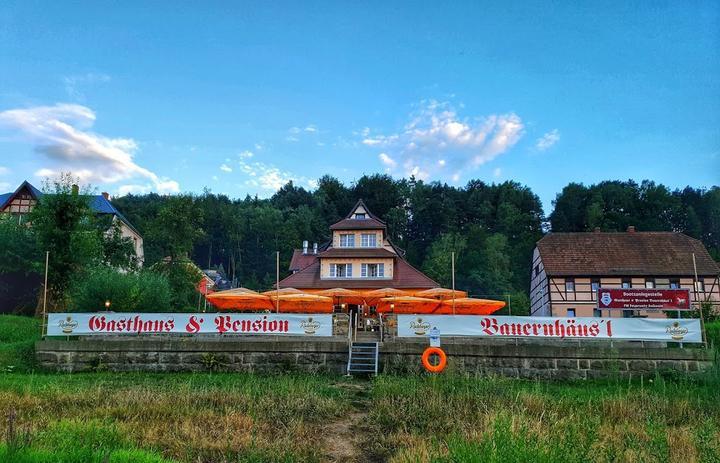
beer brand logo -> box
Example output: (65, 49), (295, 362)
(410, 317), (430, 336)
(600, 292), (612, 307)
(666, 321), (688, 341)
(300, 317), (321, 335)
(58, 316), (78, 334)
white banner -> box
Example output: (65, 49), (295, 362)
(397, 315), (702, 343)
(47, 313), (333, 337)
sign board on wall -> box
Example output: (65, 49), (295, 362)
(597, 288), (691, 311)
(397, 315), (702, 343)
(47, 313), (333, 337)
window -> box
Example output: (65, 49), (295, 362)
(339, 234), (355, 247)
(695, 280), (705, 293)
(330, 263), (352, 278)
(591, 279), (600, 292)
(565, 279), (575, 292)
(361, 263), (385, 278)
(534, 265), (540, 277)
(593, 308), (602, 317)
(670, 279), (680, 289)
(621, 279), (631, 289)
(361, 233), (377, 247)
(567, 309), (576, 317)
(645, 279), (655, 289)
(354, 213), (366, 219)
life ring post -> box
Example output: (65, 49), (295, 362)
(421, 346), (447, 373)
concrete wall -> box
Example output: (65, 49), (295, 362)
(36, 337), (713, 380)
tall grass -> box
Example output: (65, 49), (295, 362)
(367, 374), (720, 462)
(0, 315), (40, 373)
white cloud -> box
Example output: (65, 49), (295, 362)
(379, 152), (397, 168)
(535, 129), (560, 151)
(493, 167), (502, 178)
(238, 160), (316, 191)
(63, 73), (111, 100)
(0, 166), (9, 175)
(220, 163), (232, 173)
(0, 103), (180, 193)
(287, 125), (318, 141)
(304, 125), (317, 133)
(238, 150), (254, 159)
(362, 100), (524, 181)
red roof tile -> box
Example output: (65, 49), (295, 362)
(318, 248), (397, 258)
(278, 258), (439, 289)
(537, 232), (720, 276)
(288, 250), (319, 272)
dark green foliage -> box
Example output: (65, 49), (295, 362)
(149, 260), (203, 310)
(0, 215), (41, 275)
(69, 267), (172, 312)
(550, 181), (720, 258)
(0, 315), (40, 372)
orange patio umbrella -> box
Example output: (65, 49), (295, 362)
(434, 298), (506, 315)
(363, 288), (412, 305)
(375, 296), (441, 314)
(272, 293), (334, 313)
(414, 288), (468, 299)
(206, 287), (275, 311)
(261, 287), (304, 296)
(314, 288), (366, 306)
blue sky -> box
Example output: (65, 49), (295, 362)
(0, 1), (718, 214)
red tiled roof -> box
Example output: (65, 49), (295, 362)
(329, 218), (386, 230)
(537, 232), (720, 276)
(278, 258), (439, 289)
(318, 248), (396, 258)
(288, 250), (319, 272)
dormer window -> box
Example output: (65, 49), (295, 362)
(354, 213), (366, 219)
(339, 234), (355, 247)
(361, 233), (377, 247)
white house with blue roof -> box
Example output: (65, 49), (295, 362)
(0, 181), (144, 265)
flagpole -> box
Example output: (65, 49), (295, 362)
(692, 253), (707, 347)
(42, 251), (49, 338)
(451, 251), (456, 315)
(276, 251), (280, 314)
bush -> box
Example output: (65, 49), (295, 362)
(69, 267), (172, 312)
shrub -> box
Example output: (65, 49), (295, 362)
(69, 267), (172, 312)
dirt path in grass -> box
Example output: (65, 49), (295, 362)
(323, 381), (372, 462)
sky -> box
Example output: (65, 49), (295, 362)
(0, 1), (718, 214)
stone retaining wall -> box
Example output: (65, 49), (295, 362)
(36, 336), (714, 379)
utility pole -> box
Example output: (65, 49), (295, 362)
(692, 253), (707, 347)
(276, 251), (280, 314)
(42, 251), (49, 338)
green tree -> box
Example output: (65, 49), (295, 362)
(28, 174), (103, 306)
(422, 233), (467, 288)
(0, 215), (40, 274)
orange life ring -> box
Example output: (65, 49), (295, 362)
(421, 347), (447, 373)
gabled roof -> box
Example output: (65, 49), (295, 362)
(0, 180), (43, 210)
(277, 257), (439, 290)
(329, 199), (387, 231)
(537, 231), (720, 277)
(0, 181), (141, 236)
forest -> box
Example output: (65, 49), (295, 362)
(108, 175), (720, 313)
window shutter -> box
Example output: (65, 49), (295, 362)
(378, 263), (384, 277)
(361, 264), (367, 277)
(347, 264), (353, 277)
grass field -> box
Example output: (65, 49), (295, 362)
(0, 315), (718, 462)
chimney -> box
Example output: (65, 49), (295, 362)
(627, 225), (636, 233)
(594, 227), (601, 233)
(302, 240), (309, 254)
(101, 192), (110, 200)
(313, 243), (318, 254)
(71, 184), (79, 196)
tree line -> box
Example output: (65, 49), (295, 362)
(1, 174), (717, 314)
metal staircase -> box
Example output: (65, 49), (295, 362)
(346, 342), (379, 375)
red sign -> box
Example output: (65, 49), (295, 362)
(597, 288), (691, 310)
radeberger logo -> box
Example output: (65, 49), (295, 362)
(58, 316), (78, 334)
(410, 317), (430, 336)
(300, 317), (321, 335)
(666, 321), (688, 341)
